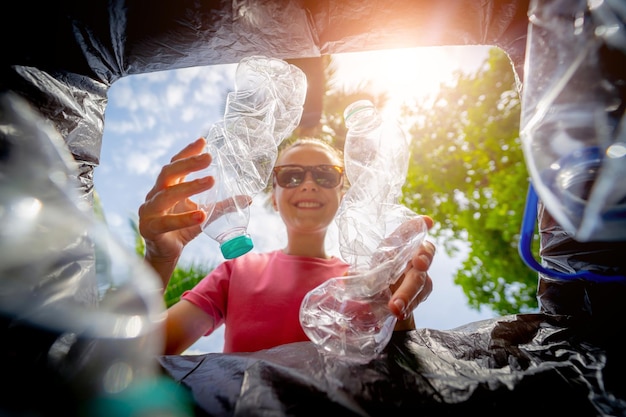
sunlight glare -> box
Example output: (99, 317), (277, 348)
(333, 46), (486, 119)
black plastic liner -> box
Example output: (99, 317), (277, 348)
(159, 313), (626, 416)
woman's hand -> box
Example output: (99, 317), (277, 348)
(388, 215), (436, 328)
(138, 137), (215, 284)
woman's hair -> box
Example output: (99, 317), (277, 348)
(276, 137), (344, 167)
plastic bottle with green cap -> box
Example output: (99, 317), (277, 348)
(196, 121), (256, 259)
(191, 56), (307, 259)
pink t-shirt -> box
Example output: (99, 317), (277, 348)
(182, 250), (349, 353)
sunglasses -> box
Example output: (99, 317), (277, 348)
(273, 164), (344, 189)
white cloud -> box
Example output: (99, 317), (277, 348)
(174, 66), (204, 84)
(192, 65), (236, 104)
(106, 211), (124, 228)
(125, 150), (159, 176)
(180, 104), (199, 122)
(108, 78), (135, 110)
(141, 70), (170, 83)
(105, 118), (140, 135)
(142, 114), (158, 131)
(165, 83), (186, 108)
(135, 89), (161, 113)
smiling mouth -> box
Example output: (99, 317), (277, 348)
(296, 202), (322, 208)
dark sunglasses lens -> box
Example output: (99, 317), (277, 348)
(276, 167), (305, 188)
(313, 166), (341, 188)
(275, 165), (342, 188)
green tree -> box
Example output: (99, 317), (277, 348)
(400, 47), (540, 315)
(162, 263), (213, 308)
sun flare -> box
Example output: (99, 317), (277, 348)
(333, 46), (489, 118)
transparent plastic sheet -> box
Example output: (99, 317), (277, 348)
(518, 0), (626, 321)
(0, 93), (191, 417)
(520, 0), (626, 243)
(2, 0), (626, 416)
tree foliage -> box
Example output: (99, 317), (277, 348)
(163, 263), (212, 308)
(400, 47), (540, 315)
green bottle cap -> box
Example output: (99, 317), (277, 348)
(220, 235), (254, 259)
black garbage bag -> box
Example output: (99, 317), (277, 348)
(159, 314), (626, 417)
(2, 1), (626, 416)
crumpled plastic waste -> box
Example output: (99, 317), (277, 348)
(519, 0), (626, 243)
(0, 93), (190, 417)
(300, 100), (428, 362)
(192, 56), (307, 259)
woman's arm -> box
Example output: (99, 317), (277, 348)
(164, 299), (216, 355)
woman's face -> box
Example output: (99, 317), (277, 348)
(271, 143), (344, 236)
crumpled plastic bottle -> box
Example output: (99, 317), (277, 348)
(1, 93), (190, 416)
(191, 55), (307, 259)
(519, 0), (626, 242)
(338, 100), (416, 269)
(300, 100), (429, 362)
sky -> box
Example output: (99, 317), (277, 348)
(95, 45), (498, 354)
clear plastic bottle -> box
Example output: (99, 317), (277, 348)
(194, 121), (263, 259)
(191, 56), (307, 259)
(342, 99), (409, 193)
(338, 99), (412, 270)
(300, 100), (428, 362)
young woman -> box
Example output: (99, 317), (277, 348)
(139, 137), (435, 354)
